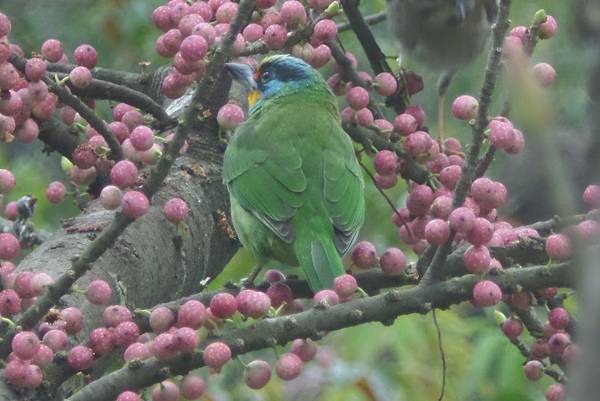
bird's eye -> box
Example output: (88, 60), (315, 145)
(261, 71), (271, 81)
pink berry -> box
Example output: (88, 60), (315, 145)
(46, 181), (66, 203)
(42, 329), (69, 352)
(217, 103), (245, 130)
(466, 218), (493, 246)
(374, 150), (398, 176)
(523, 360), (544, 381)
(6, 360), (43, 389)
(423, 219), (450, 246)
(355, 108), (373, 126)
(68, 345), (94, 371)
(374, 173), (397, 189)
(12, 331), (41, 360)
(181, 374), (206, 399)
(236, 289), (271, 319)
(333, 274), (357, 298)
(374, 72), (397, 96)
(150, 306), (175, 333)
(180, 35), (208, 62)
(394, 113), (417, 136)
(405, 105), (426, 127)
(0, 289), (21, 316)
(472, 280), (502, 307)
(111, 160), (138, 188)
(177, 299), (207, 329)
(470, 177), (496, 207)
(74, 44), (98, 69)
(548, 332), (570, 356)
(583, 184), (600, 210)
(263, 24), (288, 49)
(121, 109), (145, 131)
(0, 12), (11, 37)
(346, 86), (370, 111)
(510, 26), (529, 44)
(209, 292), (238, 318)
(407, 185), (434, 216)
(548, 307), (570, 331)
(545, 383), (566, 401)
(13, 271), (35, 298)
(244, 359), (272, 389)
(129, 125), (154, 151)
(502, 318), (523, 339)
(31, 344), (54, 367)
(86, 279), (113, 304)
(532, 62), (556, 87)
(310, 44), (331, 68)
(69, 66), (92, 88)
(112, 103), (134, 122)
(118, 391), (143, 401)
(312, 19), (337, 43)
(89, 327), (115, 356)
(0, 169), (15, 193)
(463, 245), (491, 274)
(151, 333), (177, 360)
(0, 233), (19, 260)
(276, 352), (303, 380)
(103, 304), (132, 327)
(152, 380), (180, 401)
(25, 58), (47, 82)
(114, 321), (140, 347)
(280, 0), (307, 27)
(178, 14), (205, 36)
(351, 241), (377, 269)
(373, 118), (394, 139)
(121, 191), (150, 219)
(403, 131), (432, 156)
(313, 289), (339, 306)
(73, 143), (97, 169)
(539, 15), (559, 39)
(265, 269), (285, 283)
(379, 247), (407, 276)
(489, 117), (515, 150)
(41, 39), (64, 62)
(163, 197), (189, 223)
(173, 326), (200, 352)
(506, 129), (525, 154)
(100, 185), (123, 210)
(545, 234), (572, 261)
(203, 341), (231, 369)
(451, 95), (479, 120)
(60, 307), (85, 334)
(243, 23), (264, 42)
(292, 338), (318, 362)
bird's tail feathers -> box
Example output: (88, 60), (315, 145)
(294, 233), (345, 292)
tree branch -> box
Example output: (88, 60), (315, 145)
(337, 11), (386, 33)
(66, 261), (574, 401)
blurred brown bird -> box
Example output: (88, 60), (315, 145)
(388, 0), (498, 137)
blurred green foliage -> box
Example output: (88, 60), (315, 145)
(1, 1), (581, 400)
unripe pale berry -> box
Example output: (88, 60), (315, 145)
(177, 299), (207, 329)
(121, 191), (150, 219)
(424, 219), (450, 246)
(236, 289), (271, 319)
(313, 289), (339, 306)
(100, 185), (123, 210)
(502, 318), (523, 339)
(276, 352), (303, 380)
(472, 280), (502, 307)
(150, 306), (175, 333)
(523, 360), (544, 381)
(351, 241), (377, 269)
(217, 103), (245, 129)
(244, 360), (272, 389)
(451, 95), (479, 120)
(74, 44), (98, 69)
(203, 341), (231, 369)
(532, 62), (556, 87)
(333, 274), (357, 298)
(69, 66), (93, 88)
(545, 234), (572, 261)
(209, 292), (238, 318)
(0, 232), (19, 260)
(181, 374), (206, 399)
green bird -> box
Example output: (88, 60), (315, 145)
(223, 55), (365, 292)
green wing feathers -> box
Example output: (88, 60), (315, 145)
(223, 90), (365, 291)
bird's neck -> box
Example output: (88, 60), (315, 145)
(250, 79), (336, 116)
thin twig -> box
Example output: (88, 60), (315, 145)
(432, 309), (447, 401)
(337, 11), (386, 32)
(419, 0), (512, 285)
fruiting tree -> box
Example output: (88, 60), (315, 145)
(0, 1), (592, 401)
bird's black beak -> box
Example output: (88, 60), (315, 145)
(225, 63), (258, 91)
